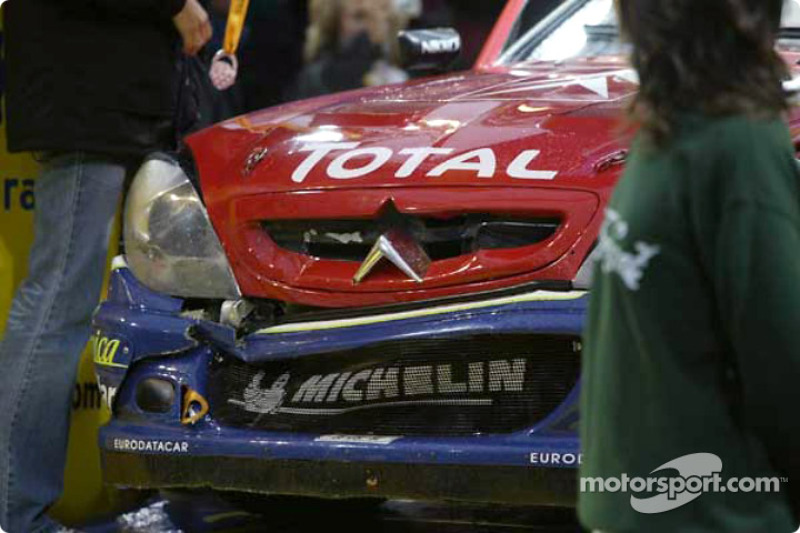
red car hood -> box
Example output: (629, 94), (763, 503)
(188, 60), (637, 307)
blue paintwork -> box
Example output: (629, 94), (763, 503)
(94, 268), (584, 474)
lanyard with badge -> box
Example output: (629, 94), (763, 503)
(209, 0), (250, 90)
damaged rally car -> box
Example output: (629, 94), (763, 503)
(92, 0), (800, 505)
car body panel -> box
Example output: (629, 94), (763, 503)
(95, 266), (583, 502)
(187, 61), (634, 307)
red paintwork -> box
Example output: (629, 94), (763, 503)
(186, 7), (800, 308)
(474, 0), (527, 69)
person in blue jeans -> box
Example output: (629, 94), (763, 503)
(0, 1), (212, 531)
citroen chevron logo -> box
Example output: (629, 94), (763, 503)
(353, 228), (431, 285)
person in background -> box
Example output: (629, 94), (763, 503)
(0, 0), (211, 531)
(445, 0), (505, 70)
(292, 0), (410, 100)
(237, 0), (309, 111)
(579, 0), (800, 531)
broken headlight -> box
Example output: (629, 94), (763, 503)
(124, 155), (240, 299)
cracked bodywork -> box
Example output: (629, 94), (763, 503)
(94, 265), (585, 503)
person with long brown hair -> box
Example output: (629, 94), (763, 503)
(579, 0), (800, 531)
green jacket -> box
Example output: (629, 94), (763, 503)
(579, 115), (800, 532)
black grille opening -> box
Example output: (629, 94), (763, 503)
(262, 215), (560, 262)
(208, 334), (580, 436)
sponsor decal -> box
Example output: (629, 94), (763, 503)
(2, 178), (34, 211)
(289, 143), (558, 183)
(72, 381), (104, 411)
(228, 358), (527, 416)
(421, 35), (460, 54)
(530, 452), (583, 466)
(230, 372), (289, 414)
(91, 333), (128, 368)
(112, 438), (189, 454)
(98, 382), (118, 411)
(315, 435), (401, 445)
(581, 453), (785, 514)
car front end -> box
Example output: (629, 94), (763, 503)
(93, 0), (658, 506)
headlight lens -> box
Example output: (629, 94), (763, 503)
(124, 156), (241, 299)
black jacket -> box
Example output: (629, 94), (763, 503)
(4, 0), (185, 156)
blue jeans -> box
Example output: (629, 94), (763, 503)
(0, 153), (127, 533)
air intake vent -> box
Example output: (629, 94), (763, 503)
(262, 215), (560, 262)
(208, 334), (580, 436)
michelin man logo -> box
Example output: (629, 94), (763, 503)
(596, 208), (660, 291)
(230, 372), (290, 414)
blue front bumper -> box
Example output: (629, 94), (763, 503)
(94, 267), (585, 504)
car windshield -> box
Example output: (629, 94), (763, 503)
(500, 0), (800, 64)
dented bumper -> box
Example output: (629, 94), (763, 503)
(93, 267), (586, 504)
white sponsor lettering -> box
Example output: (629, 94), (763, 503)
(468, 362), (483, 393)
(437, 365), (467, 393)
(428, 148), (496, 178)
(396, 147), (454, 178)
(292, 142), (360, 183)
(403, 365), (434, 396)
(507, 150), (558, 180)
(530, 452), (583, 466)
(342, 370), (373, 402)
(113, 438), (189, 454)
(327, 372), (352, 402)
(292, 373), (340, 403)
(488, 359), (526, 392)
(328, 147), (393, 179)
(366, 367), (400, 401)
(421, 37), (460, 54)
(99, 383), (118, 410)
(290, 143), (558, 182)
(229, 359), (528, 416)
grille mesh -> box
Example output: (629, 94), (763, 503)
(208, 335), (580, 436)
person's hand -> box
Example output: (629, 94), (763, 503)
(173, 0), (212, 56)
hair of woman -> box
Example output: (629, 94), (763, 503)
(616, 0), (788, 144)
